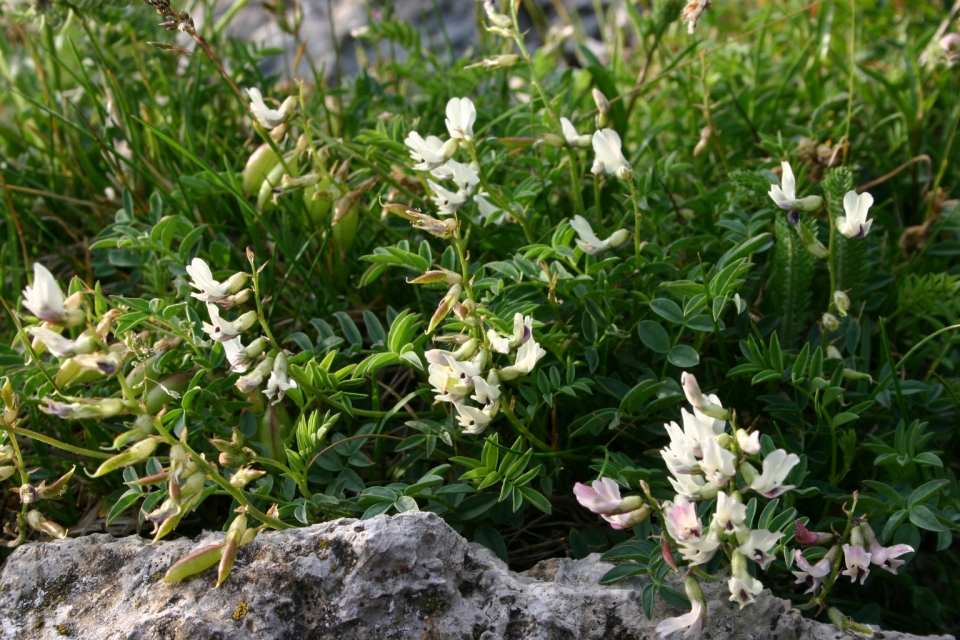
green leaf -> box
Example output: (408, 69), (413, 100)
(599, 563), (647, 584)
(909, 505), (945, 532)
(333, 311), (363, 346)
(650, 299), (684, 324)
(474, 525), (509, 563)
(908, 480), (949, 509)
(637, 321), (671, 353)
(667, 345), (700, 367)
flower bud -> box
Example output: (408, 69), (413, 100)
(738, 461), (759, 485)
(822, 312), (840, 332)
(25, 510), (67, 539)
(217, 289), (253, 309)
(541, 133), (566, 148)
(427, 284), (462, 334)
(0, 466), (16, 482)
(91, 437), (159, 477)
(232, 311), (259, 333)
(452, 338), (479, 361)
(408, 270), (462, 286)
(2, 378), (18, 425)
(592, 89), (610, 129)
(794, 195), (824, 212)
(606, 229), (632, 249)
(441, 137), (460, 160)
(793, 520), (835, 546)
(662, 538), (678, 571)
(230, 466), (266, 489)
(826, 345), (843, 360)
(833, 290), (850, 317)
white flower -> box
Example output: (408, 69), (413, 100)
(768, 161), (823, 212)
(679, 408), (717, 458)
(453, 403), (491, 435)
(590, 129), (631, 179)
(680, 371), (729, 421)
(655, 599), (705, 638)
(700, 436), (736, 485)
(428, 358), (477, 404)
(661, 421), (699, 475)
(668, 472), (706, 501)
(728, 574), (764, 610)
(424, 349), (456, 365)
(186, 258), (230, 302)
(712, 491), (746, 535)
(28, 327), (95, 359)
(443, 354), (482, 384)
(445, 97), (476, 141)
(677, 532), (721, 566)
(432, 160), (480, 197)
(428, 180), (468, 216)
(499, 339), (546, 380)
(470, 375), (501, 408)
(560, 117), (591, 148)
(222, 336), (266, 373)
(736, 429), (761, 455)
(664, 496), (702, 541)
(841, 544), (871, 585)
(246, 87), (296, 129)
(22, 263), (83, 326)
(405, 132), (448, 171)
(236, 356), (273, 393)
(476, 192), (508, 226)
(569, 215), (631, 256)
(487, 329), (511, 354)
(201, 303), (240, 342)
(264, 353), (297, 405)
(510, 313), (533, 347)
(738, 529), (782, 570)
(836, 190), (875, 239)
(749, 449), (800, 498)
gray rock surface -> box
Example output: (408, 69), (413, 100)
(211, 0), (602, 78)
(0, 511), (952, 639)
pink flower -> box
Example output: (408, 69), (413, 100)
(793, 520), (833, 546)
(665, 497), (702, 541)
(573, 477), (622, 514)
(841, 544), (871, 585)
(792, 547), (836, 594)
(602, 504), (652, 530)
(868, 540), (914, 575)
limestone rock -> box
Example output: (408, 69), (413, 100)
(0, 511), (952, 639)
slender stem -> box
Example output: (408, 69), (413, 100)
(249, 260), (282, 352)
(842, 0), (856, 165)
(2, 424), (112, 459)
(500, 399), (552, 453)
(628, 179), (644, 270)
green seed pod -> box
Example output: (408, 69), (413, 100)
(144, 371), (193, 414)
(243, 144), (281, 197)
(305, 176), (333, 228)
(163, 543), (224, 583)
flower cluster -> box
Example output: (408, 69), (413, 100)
(575, 372), (805, 636)
(426, 312), (546, 435)
(186, 258), (297, 406)
(404, 97), (491, 219)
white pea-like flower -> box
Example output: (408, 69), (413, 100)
(569, 215), (631, 256)
(22, 263), (84, 327)
(590, 129), (631, 179)
(428, 180), (467, 216)
(836, 190), (875, 239)
(405, 132), (448, 171)
(246, 87), (296, 129)
(453, 403), (491, 435)
(445, 97), (476, 141)
(768, 161), (823, 212)
(560, 117), (591, 148)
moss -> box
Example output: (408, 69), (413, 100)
(55, 624), (71, 636)
(232, 601), (248, 621)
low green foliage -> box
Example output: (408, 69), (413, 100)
(1, 0), (959, 634)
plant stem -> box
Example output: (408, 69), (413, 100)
(501, 399), (553, 452)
